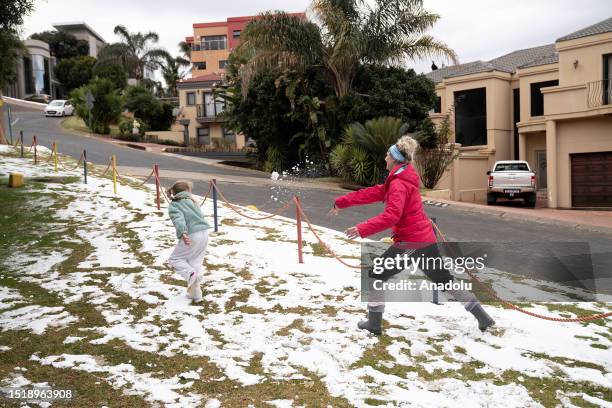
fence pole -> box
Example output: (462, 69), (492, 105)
(83, 150), (87, 184)
(53, 143), (58, 172)
(112, 155), (117, 194)
(154, 164), (160, 210)
(295, 196), (304, 264)
(212, 179), (218, 232)
(20, 131), (23, 158)
(7, 105), (13, 145)
(33, 135), (37, 164)
(431, 217), (440, 305)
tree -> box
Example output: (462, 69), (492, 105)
(330, 116), (409, 185)
(93, 63), (127, 90)
(237, 1), (456, 98)
(124, 85), (173, 131)
(0, 0), (34, 31)
(96, 25), (169, 82)
(0, 0), (35, 144)
(70, 78), (123, 134)
(160, 55), (190, 97)
(30, 30), (89, 59)
(333, 64), (437, 131)
(54, 56), (96, 92)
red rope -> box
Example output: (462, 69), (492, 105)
(431, 222), (611, 322)
(57, 150), (84, 171)
(211, 180), (293, 220)
(295, 199), (364, 269)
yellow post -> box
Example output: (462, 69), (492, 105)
(53, 143), (58, 172)
(8, 173), (24, 188)
(112, 155), (117, 194)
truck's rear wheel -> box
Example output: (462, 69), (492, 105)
(487, 193), (497, 205)
(524, 193), (536, 208)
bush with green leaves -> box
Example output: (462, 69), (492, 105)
(124, 85), (173, 131)
(70, 78), (123, 134)
(330, 116), (409, 186)
(413, 110), (459, 189)
(117, 117), (147, 141)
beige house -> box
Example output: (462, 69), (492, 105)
(426, 17), (612, 209)
(172, 73), (245, 148)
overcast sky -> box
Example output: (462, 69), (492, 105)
(21, 0), (612, 76)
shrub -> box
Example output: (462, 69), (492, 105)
(124, 85), (173, 131)
(330, 117), (409, 186)
(117, 117), (146, 141)
(413, 110), (459, 189)
(70, 78), (123, 134)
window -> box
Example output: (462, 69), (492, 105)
(513, 88), (520, 159)
(222, 127), (236, 144)
(233, 30), (241, 38)
(201, 35), (227, 51)
(530, 80), (558, 117)
(433, 96), (441, 113)
(186, 92), (196, 105)
(204, 92), (215, 116)
(604, 53), (612, 105)
(193, 61), (206, 70)
(454, 87), (487, 147)
(23, 56), (34, 94)
(494, 162), (529, 172)
(219, 60), (228, 69)
(197, 127), (210, 145)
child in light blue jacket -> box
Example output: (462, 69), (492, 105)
(166, 180), (211, 302)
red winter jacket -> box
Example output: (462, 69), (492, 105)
(334, 163), (436, 243)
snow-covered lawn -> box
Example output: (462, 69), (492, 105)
(0, 145), (610, 407)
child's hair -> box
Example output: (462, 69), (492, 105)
(395, 134), (419, 163)
(167, 180), (194, 201)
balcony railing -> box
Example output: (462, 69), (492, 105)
(196, 104), (227, 122)
(587, 79), (612, 108)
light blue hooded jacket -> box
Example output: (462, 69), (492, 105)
(168, 191), (211, 239)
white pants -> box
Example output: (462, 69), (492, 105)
(168, 230), (208, 282)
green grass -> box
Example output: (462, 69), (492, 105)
(60, 116), (120, 137)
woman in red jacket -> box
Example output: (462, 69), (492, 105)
(330, 135), (495, 335)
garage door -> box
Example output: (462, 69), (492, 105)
(571, 152), (612, 208)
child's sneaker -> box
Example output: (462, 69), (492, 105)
(187, 271), (198, 299)
(192, 285), (203, 303)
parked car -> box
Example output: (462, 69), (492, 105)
(44, 100), (75, 117)
(25, 94), (51, 104)
(487, 160), (537, 207)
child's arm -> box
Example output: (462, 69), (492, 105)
(168, 205), (188, 239)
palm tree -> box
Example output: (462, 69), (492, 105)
(97, 25), (170, 82)
(160, 55), (190, 97)
(177, 40), (191, 61)
(237, 0), (458, 98)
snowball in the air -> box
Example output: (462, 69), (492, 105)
(271, 171), (279, 181)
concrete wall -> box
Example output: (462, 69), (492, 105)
(145, 130), (184, 144)
(556, 32), (612, 87)
(555, 116), (612, 208)
(517, 66), (559, 121)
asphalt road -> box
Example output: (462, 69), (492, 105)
(4, 103), (612, 295)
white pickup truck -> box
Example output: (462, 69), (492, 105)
(487, 160), (536, 207)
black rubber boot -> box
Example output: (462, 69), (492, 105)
(469, 303), (495, 332)
(358, 311), (383, 335)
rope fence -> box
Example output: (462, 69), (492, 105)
(7, 135), (610, 323)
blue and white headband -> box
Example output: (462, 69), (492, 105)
(388, 144), (407, 162)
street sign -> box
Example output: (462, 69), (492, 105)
(85, 90), (95, 110)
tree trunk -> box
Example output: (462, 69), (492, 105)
(0, 91), (8, 145)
